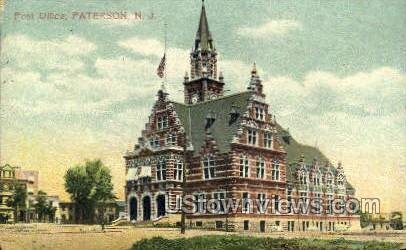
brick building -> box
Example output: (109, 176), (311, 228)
(124, 2), (360, 232)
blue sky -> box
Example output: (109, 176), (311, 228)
(1, 0), (405, 212)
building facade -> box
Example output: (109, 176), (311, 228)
(124, 2), (360, 232)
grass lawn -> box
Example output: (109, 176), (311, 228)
(132, 235), (401, 250)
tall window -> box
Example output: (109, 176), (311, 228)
(274, 194), (280, 212)
(213, 192), (226, 213)
(166, 133), (177, 146)
(157, 115), (168, 129)
(314, 193), (322, 213)
(313, 172), (321, 186)
(327, 194), (334, 214)
(156, 160), (166, 181)
(247, 129), (257, 145)
(256, 157), (265, 179)
(299, 171), (308, 185)
(264, 132), (272, 148)
(271, 159), (280, 181)
(194, 193), (206, 213)
(326, 173), (333, 187)
(239, 155), (249, 177)
(174, 160), (183, 181)
(242, 192), (250, 213)
(299, 191), (308, 214)
(287, 188), (292, 213)
(255, 107), (264, 121)
(257, 193), (266, 208)
(203, 155), (215, 179)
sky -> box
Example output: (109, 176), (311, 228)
(0, 0), (405, 213)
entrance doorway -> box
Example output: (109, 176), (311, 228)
(129, 197), (137, 221)
(143, 196), (151, 221)
(156, 195), (166, 217)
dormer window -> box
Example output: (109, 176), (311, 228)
(205, 111), (216, 129)
(255, 107), (264, 121)
(157, 115), (168, 130)
(247, 129), (257, 145)
(229, 106), (240, 125)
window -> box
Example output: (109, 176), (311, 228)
(156, 160), (166, 181)
(166, 133), (177, 146)
(194, 193), (206, 213)
(274, 195), (280, 213)
(299, 191), (308, 214)
(327, 194), (334, 214)
(174, 160), (183, 181)
(264, 132), (272, 148)
(215, 221), (223, 229)
(242, 192), (250, 212)
(157, 115), (168, 129)
(271, 159), (280, 181)
(213, 192), (226, 213)
(287, 188), (293, 213)
(326, 173), (333, 187)
(313, 172), (321, 186)
(255, 107), (264, 121)
(203, 155), (216, 179)
(196, 221), (203, 227)
(314, 193), (322, 213)
(239, 155), (249, 177)
(299, 171), (308, 185)
(257, 193), (266, 206)
(150, 136), (160, 148)
(256, 157), (265, 179)
(247, 129), (257, 145)
(244, 220), (249, 230)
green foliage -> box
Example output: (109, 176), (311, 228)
(389, 211), (403, 230)
(64, 159), (116, 224)
(34, 190), (57, 222)
(132, 235), (401, 250)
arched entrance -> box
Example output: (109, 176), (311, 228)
(142, 196), (151, 221)
(129, 197), (137, 221)
(156, 195), (166, 217)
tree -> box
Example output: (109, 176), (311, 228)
(34, 190), (48, 222)
(64, 159), (116, 225)
(6, 183), (27, 223)
(390, 211), (403, 230)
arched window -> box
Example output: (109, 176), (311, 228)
(239, 155), (249, 177)
(256, 157), (265, 179)
(271, 159), (280, 181)
(203, 155), (215, 179)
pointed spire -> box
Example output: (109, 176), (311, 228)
(251, 62), (257, 76)
(195, 0), (213, 51)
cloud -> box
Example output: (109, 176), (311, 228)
(237, 19), (302, 38)
(1, 34), (96, 73)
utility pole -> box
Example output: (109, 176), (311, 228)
(180, 132), (189, 234)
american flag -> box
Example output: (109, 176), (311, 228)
(156, 54), (166, 78)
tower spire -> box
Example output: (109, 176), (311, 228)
(195, 0), (213, 51)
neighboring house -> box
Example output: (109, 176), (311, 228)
(0, 164), (29, 223)
(59, 201), (124, 224)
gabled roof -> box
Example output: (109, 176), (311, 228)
(171, 91), (252, 156)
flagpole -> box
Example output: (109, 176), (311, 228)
(163, 22), (167, 91)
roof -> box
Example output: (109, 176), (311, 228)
(171, 91), (252, 156)
(276, 125), (354, 191)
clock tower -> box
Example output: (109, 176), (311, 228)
(184, 1), (224, 104)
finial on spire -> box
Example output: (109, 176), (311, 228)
(251, 62), (257, 75)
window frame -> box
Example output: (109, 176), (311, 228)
(203, 155), (216, 179)
(239, 155), (249, 178)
